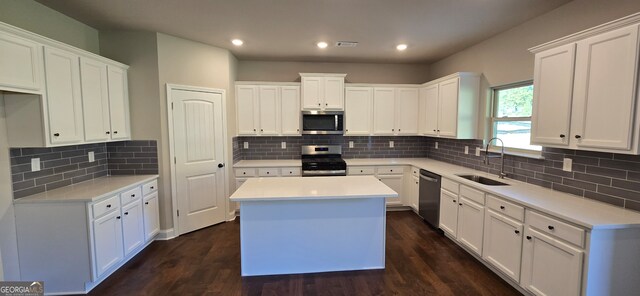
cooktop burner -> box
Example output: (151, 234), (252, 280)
(301, 145), (346, 177)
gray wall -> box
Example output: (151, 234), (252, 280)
(238, 61), (430, 84)
(0, 0), (100, 54)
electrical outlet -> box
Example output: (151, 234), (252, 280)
(435, 142), (439, 149)
(88, 151), (95, 162)
(31, 158), (40, 172)
(475, 147), (481, 156)
(243, 142), (249, 149)
(563, 158), (573, 172)
(389, 141), (394, 148)
(349, 141), (354, 148)
(464, 146), (469, 154)
(281, 142), (286, 149)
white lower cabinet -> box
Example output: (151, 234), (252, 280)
(93, 209), (124, 277)
(439, 188), (459, 236)
(456, 197), (485, 255)
(482, 209), (524, 282)
(143, 192), (160, 241)
(409, 174), (419, 211)
(378, 174), (403, 206)
(121, 201), (145, 256)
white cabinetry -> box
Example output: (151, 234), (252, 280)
(530, 20), (640, 154)
(80, 57), (111, 142)
(409, 174), (419, 211)
(419, 84), (438, 136)
(0, 31), (43, 92)
(377, 166), (404, 206)
(93, 209), (124, 277)
(236, 83), (301, 136)
(439, 187), (459, 236)
(300, 73), (346, 111)
(372, 87), (420, 135)
(280, 86), (301, 135)
(143, 192), (160, 241)
(121, 200), (144, 256)
(258, 86), (279, 135)
(106, 66), (130, 140)
(345, 87), (373, 135)
(457, 197), (485, 255)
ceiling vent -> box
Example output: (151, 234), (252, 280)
(335, 41), (358, 47)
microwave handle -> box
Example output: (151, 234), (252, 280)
(335, 115), (338, 131)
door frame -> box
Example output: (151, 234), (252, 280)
(166, 84), (230, 237)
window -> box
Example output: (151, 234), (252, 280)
(491, 82), (541, 153)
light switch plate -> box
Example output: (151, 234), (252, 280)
(464, 146), (469, 154)
(281, 142), (286, 149)
(475, 147), (481, 156)
(31, 158), (40, 172)
(389, 141), (394, 148)
(563, 158), (573, 172)
(349, 141), (354, 148)
(435, 142), (439, 149)
(243, 142), (249, 149)
(88, 151), (95, 162)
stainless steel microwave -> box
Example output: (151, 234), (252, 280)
(301, 111), (344, 135)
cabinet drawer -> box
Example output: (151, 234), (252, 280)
(235, 168), (256, 177)
(442, 178), (459, 194)
(526, 210), (585, 248)
(376, 166), (403, 175)
(281, 167), (301, 176)
(120, 186), (142, 206)
(93, 195), (120, 219)
(348, 166), (375, 175)
(460, 185), (485, 205)
(486, 195), (524, 222)
(258, 168), (279, 177)
(142, 179), (157, 196)
(411, 167), (420, 177)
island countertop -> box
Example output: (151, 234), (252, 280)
(230, 175), (398, 202)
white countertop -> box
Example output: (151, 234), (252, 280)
(234, 159), (301, 168)
(14, 175), (159, 204)
(235, 158), (640, 230)
(230, 176), (398, 202)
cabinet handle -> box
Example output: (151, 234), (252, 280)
(131, 194), (135, 197)
(54, 133), (60, 137)
(266, 172), (269, 174)
(106, 204), (111, 208)
(346, 129), (349, 132)
(145, 202), (149, 205)
(116, 216), (121, 219)
(398, 129), (401, 132)
(526, 236), (532, 240)
(150, 186), (154, 189)
(325, 103), (328, 106)
(261, 129), (264, 132)
(452, 199), (456, 203)
(415, 181), (418, 184)
(106, 131), (110, 134)
(433, 129), (436, 132)
(297, 129), (299, 132)
(548, 225), (555, 230)
(514, 230), (520, 235)
(243, 172), (246, 175)
(500, 206), (505, 210)
(318, 103), (321, 106)
(360, 170), (363, 173)
(390, 169), (393, 172)
(559, 134), (565, 138)
(575, 135), (581, 139)
(458, 203), (462, 206)
(218, 163), (225, 168)
(437, 130), (440, 132)
(113, 131), (118, 134)
(124, 212), (129, 215)
(289, 171), (292, 174)
(392, 129), (395, 132)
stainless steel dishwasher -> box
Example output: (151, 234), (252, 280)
(418, 169), (441, 229)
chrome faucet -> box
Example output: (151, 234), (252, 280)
(485, 137), (507, 179)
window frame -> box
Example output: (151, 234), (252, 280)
(489, 80), (542, 157)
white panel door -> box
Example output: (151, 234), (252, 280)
(142, 192), (160, 241)
(80, 58), (111, 142)
(410, 175), (419, 211)
(572, 24), (639, 151)
(236, 85), (258, 135)
(345, 87), (373, 135)
(302, 77), (322, 110)
(438, 77), (459, 138)
(258, 86), (279, 135)
(280, 86), (300, 135)
(323, 77), (344, 110)
(0, 32), (42, 91)
(396, 88), (419, 135)
(172, 89), (227, 235)
(530, 44), (576, 146)
(521, 227), (584, 296)
(482, 209), (523, 282)
(93, 210), (124, 277)
(456, 197), (485, 255)
(439, 189), (458, 237)
(422, 84), (439, 136)
(373, 88), (396, 135)
(44, 47), (84, 144)
(121, 201), (144, 256)
(107, 66), (130, 140)
(378, 174), (403, 206)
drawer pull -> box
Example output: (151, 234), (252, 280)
(390, 169), (393, 172)
(131, 194), (135, 197)
(514, 230), (520, 235)
(360, 170), (363, 173)
(289, 171), (292, 174)
(526, 236), (532, 240)
(453, 200), (456, 203)
(458, 203), (462, 206)
(267, 172), (270, 174)
(243, 172), (246, 175)
(548, 225), (555, 230)
(106, 204), (111, 208)
(150, 186), (154, 189)
(145, 202), (149, 205)
(500, 206), (505, 210)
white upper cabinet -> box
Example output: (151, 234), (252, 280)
(280, 86), (301, 135)
(258, 86), (279, 135)
(300, 73), (346, 111)
(437, 78), (459, 138)
(80, 57), (111, 142)
(420, 84), (439, 136)
(44, 47), (84, 145)
(345, 87), (373, 135)
(0, 32), (43, 92)
(107, 66), (130, 140)
(396, 88), (419, 135)
(371, 87), (420, 136)
(530, 20), (640, 154)
(373, 87), (397, 135)
(236, 85), (259, 135)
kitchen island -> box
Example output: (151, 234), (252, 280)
(229, 176), (398, 276)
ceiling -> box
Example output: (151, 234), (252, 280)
(36, 0), (572, 63)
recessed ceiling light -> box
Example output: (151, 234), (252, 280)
(232, 39), (244, 46)
(317, 42), (328, 49)
(396, 44), (408, 51)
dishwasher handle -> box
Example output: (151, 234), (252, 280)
(420, 174), (439, 183)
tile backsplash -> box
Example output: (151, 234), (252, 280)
(10, 140), (158, 199)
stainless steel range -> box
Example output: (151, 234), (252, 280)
(301, 145), (347, 177)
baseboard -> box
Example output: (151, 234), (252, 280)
(386, 205), (412, 212)
(155, 228), (176, 240)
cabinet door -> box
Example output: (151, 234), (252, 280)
(411, 175), (419, 211)
(0, 32), (42, 91)
(439, 189), (458, 236)
(44, 47), (84, 144)
(121, 201), (144, 256)
(379, 174), (403, 206)
(93, 210), (124, 277)
(482, 209), (523, 282)
(422, 84), (439, 136)
(531, 44), (576, 146)
(373, 88), (396, 135)
(80, 58), (111, 142)
(302, 77), (322, 110)
(143, 192), (160, 241)
(457, 197), (485, 255)
(280, 86), (301, 135)
(107, 66), (130, 140)
(258, 86), (279, 135)
(396, 88), (419, 135)
(572, 24), (639, 151)
(323, 77), (344, 110)
(521, 227), (584, 296)
(236, 85), (258, 135)
(345, 87), (373, 135)
(438, 77), (459, 138)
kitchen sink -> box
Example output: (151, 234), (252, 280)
(456, 174), (509, 186)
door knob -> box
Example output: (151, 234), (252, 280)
(218, 163), (225, 168)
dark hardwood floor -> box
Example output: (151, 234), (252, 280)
(89, 211), (521, 296)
